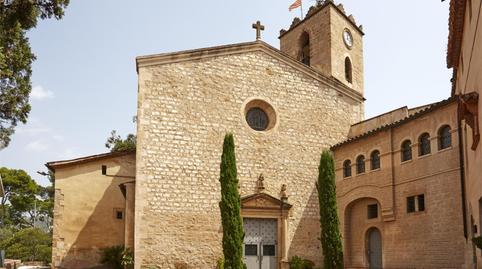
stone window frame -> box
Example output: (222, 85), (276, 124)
(241, 98), (279, 134)
(345, 56), (353, 84)
(438, 124), (452, 150)
(113, 208), (125, 221)
(418, 132), (432, 157)
(370, 150), (381, 170)
(367, 204), (379, 219)
(406, 194), (426, 214)
(356, 155), (366, 174)
(400, 139), (413, 162)
(298, 31), (311, 66)
(343, 159), (352, 178)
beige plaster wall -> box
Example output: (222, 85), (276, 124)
(455, 1), (482, 267)
(334, 102), (469, 268)
(51, 153), (136, 269)
(135, 50), (363, 269)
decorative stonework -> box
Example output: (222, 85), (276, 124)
(256, 174), (266, 193)
(460, 92), (480, 150)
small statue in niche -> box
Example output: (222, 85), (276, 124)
(280, 184), (288, 201)
(257, 174), (265, 193)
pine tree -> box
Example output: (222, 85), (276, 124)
(316, 150), (344, 269)
(0, 0), (70, 148)
(218, 133), (245, 269)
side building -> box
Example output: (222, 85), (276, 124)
(46, 151), (136, 269)
(447, 0), (482, 267)
(332, 98), (468, 269)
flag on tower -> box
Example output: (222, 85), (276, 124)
(289, 0), (302, 11)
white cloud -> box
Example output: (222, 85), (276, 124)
(53, 135), (64, 142)
(58, 148), (79, 159)
(25, 140), (50, 152)
(16, 126), (51, 136)
(31, 86), (54, 100)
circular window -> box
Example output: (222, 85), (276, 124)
(243, 99), (277, 132)
(246, 108), (269, 131)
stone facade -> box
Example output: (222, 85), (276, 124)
(134, 39), (364, 268)
(448, 0), (482, 267)
(47, 151), (136, 269)
(280, 2), (364, 95)
(44, 2), (482, 269)
(332, 100), (469, 268)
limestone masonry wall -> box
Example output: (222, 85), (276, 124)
(135, 50), (363, 268)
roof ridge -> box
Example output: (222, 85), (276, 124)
(46, 150), (136, 170)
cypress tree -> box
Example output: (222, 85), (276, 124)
(219, 133), (245, 269)
(316, 150), (344, 269)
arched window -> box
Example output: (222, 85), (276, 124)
(300, 32), (310, 66)
(401, 140), (412, 162)
(418, 133), (431, 156)
(345, 57), (352, 83)
(356, 155), (365, 174)
(343, 160), (352, 178)
(438, 125), (452, 150)
(371, 150), (381, 170)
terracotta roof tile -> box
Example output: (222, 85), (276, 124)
(331, 96), (457, 150)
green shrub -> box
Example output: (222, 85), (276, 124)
(216, 257), (224, 269)
(121, 248), (134, 268)
(100, 245), (134, 269)
(289, 256), (314, 269)
(0, 227), (51, 264)
(473, 236), (482, 249)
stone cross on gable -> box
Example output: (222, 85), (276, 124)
(252, 21), (265, 40)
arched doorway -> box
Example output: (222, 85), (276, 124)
(366, 228), (382, 269)
(343, 197), (382, 268)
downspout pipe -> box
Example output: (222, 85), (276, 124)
(458, 98), (468, 239)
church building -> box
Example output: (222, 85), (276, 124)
(46, 1), (471, 269)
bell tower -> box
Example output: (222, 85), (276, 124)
(279, 1), (364, 95)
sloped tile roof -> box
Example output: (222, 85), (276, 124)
(331, 96), (457, 150)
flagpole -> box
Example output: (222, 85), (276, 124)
(300, 0), (304, 19)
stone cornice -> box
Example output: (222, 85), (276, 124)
(136, 40), (365, 103)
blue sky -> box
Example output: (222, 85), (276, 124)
(0, 0), (452, 186)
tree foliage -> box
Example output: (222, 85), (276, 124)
(100, 245), (133, 269)
(0, 0), (69, 148)
(105, 130), (136, 152)
(0, 167), (52, 229)
(218, 134), (245, 269)
(0, 167), (38, 226)
(316, 151), (344, 269)
(0, 227), (51, 264)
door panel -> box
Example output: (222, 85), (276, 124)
(368, 228), (382, 269)
(245, 244), (259, 269)
(243, 218), (277, 269)
(261, 244), (276, 269)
